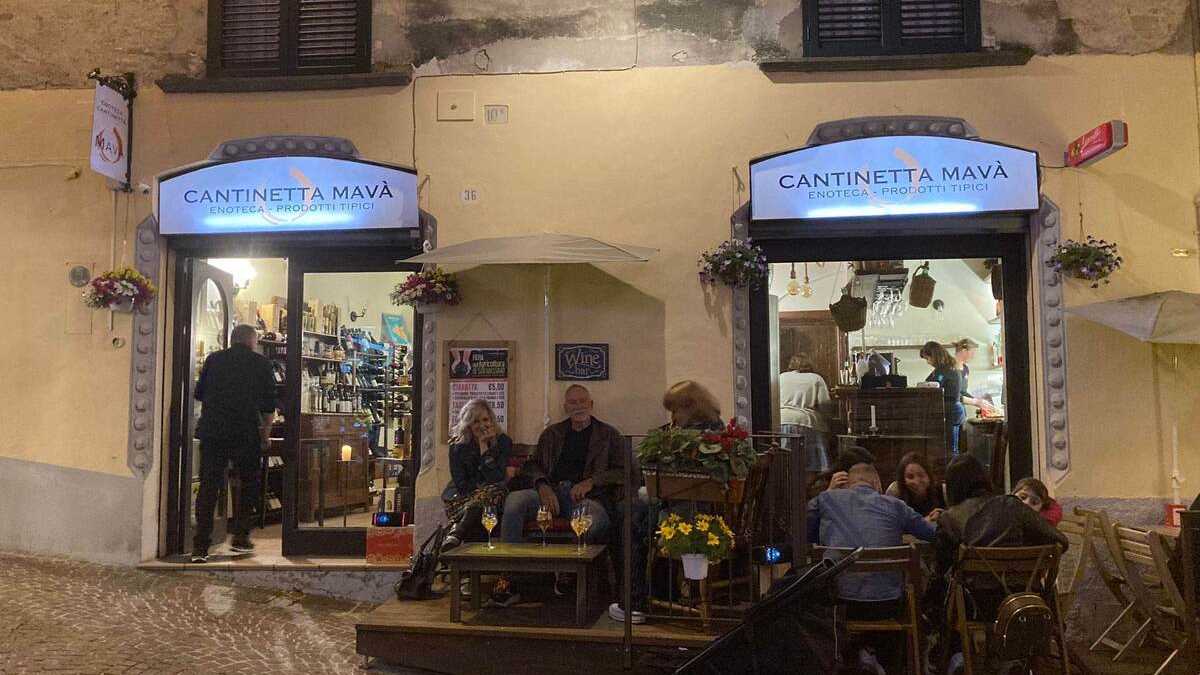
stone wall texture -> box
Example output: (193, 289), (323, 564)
(0, 0), (1194, 89)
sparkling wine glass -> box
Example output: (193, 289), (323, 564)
(536, 505), (552, 547)
(570, 505), (588, 553)
(481, 505), (498, 550)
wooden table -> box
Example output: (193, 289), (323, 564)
(441, 543), (607, 627)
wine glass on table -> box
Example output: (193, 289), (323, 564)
(536, 505), (552, 547)
(481, 505), (498, 550)
(571, 505), (588, 553)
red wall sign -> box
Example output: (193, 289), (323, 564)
(1065, 120), (1128, 167)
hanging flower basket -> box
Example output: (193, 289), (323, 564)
(697, 239), (768, 289)
(657, 512), (734, 580)
(1047, 237), (1123, 289)
(391, 267), (462, 309)
(81, 266), (157, 312)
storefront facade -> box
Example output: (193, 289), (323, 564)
(738, 120), (1057, 484)
(2, 50), (1198, 564)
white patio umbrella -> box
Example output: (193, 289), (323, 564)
(407, 233), (657, 428)
(1065, 290), (1200, 503)
(1064, 290), (1200, 344)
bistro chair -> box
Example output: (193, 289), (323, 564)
(1054, 512), (1092, 615)
(646, 451), (774, 629)
(813, 545), (924, 675)
(947, 544), (1068, 675)
(1078, 508), (1148, 656)
(1100, 521), (1192, 673)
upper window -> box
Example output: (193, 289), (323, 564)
(207, 0), (371, 77)
(802, 0), (981, 57)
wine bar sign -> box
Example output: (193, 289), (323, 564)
(555, 344), (609, 381)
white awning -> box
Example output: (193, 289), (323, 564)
(1065, 291), (1200, 344)
(407, 233), (656, 265)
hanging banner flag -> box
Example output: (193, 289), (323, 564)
(89, 82), (131, 184)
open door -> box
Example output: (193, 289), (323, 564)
(169, 259), (236, 555)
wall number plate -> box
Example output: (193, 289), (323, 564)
(484, 105), (508, 125)
(460, 188), (480, 204)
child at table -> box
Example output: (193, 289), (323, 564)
(1013, 477), (1062, 526)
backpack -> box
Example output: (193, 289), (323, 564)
(992, 592), (1052, 660)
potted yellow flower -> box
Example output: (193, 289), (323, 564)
(657, 512), (735, 580)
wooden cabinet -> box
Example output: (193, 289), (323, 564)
(779, 311), (848, 390)
(297, 413), (370, 524)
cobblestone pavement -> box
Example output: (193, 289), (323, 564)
(0, 551), (424, 675)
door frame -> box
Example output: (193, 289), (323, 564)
(748, 232), (1033, 483)
(282, 251), (424, 555)
(162, 239), (423, 557)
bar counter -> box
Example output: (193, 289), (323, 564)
(831, 386), (949, 481)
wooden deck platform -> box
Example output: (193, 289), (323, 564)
(356, 592), (719, 674)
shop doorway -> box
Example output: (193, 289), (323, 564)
(165, 249), (423, 558)
(750, 232), (1032, 485)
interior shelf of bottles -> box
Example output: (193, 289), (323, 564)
(258, 307), (414, 457)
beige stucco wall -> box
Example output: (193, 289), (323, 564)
(3, 51), (1200, 562)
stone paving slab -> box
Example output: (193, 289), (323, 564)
(0, 551), (429, 674)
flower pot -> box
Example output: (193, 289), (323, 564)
(413, 302), (440, 315)
(642, 469), (746, 503)
(681, 554), (709, 580)
(107, 297), (135, 313)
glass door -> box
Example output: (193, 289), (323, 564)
(282, 254), (421, 556)
(169, 260), (235, 555)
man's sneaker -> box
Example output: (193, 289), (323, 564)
(230, 536), (255, 553)
(460, 578), (472, 598)
(190, 549), (209, 563)
(608, 602), (647, 624)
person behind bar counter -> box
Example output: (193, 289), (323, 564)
(920, 341), (966, 457)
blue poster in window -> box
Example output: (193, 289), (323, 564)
(380, 313), (410, 345)
(555, 344), (609, 381)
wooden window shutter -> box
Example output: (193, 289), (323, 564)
(214, 0), (284, 75)
(803, 0), (980, 57)
(294, 0), (371, 74)
(208, 0), (370, 77)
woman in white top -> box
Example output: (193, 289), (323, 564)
(779, 353), (833, 472)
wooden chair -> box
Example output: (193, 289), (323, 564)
(947, 544), (1068, 675)
(647, 452), (774, 629)
(1055, 512), (1091, 614)
(1077, 508), (1148, 656)
(814, 545), (924, 675)
(1101, 522), (1192, 674)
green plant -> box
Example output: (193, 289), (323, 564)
(698, 239), (768, 289)
(1046, 237), (1122, 289)
(657, 512), (734, 561)
(636, 419), (756, 484)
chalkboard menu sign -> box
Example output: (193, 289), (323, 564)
(445, 342), (513, 440)
(555, 343), (609, 381)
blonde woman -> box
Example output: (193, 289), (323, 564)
(662, 380), (723, 431)
(442, 398), (514, 551)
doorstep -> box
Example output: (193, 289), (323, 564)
(140, 556), (410, 572)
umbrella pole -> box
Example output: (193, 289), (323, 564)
(544, 266), (551, 430)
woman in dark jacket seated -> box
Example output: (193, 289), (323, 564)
(442, 398), (514, 551)
(926, 455), (1068, 670)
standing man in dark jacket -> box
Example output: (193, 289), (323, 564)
(500, 385), (623, 544)
(191, 324), (276, 562)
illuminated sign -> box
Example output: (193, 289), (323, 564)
(156, 156), (418, 234)
(750, 136), (1040, 221)
(1065, 120), (1127, 168)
